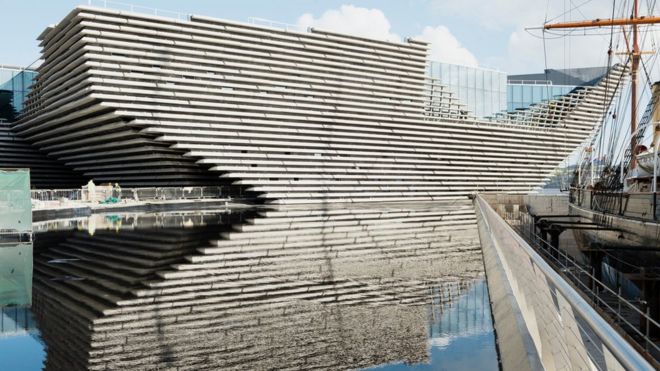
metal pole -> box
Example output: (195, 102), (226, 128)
(653, 138), (659, 192)
(590, 149), (595, 186)
(646, 306), (651, 351)
(654, 138), (660, 219)
(578, 156), (583, 187)
(631, 0), (640, 170)
(591, 267), (596, 302)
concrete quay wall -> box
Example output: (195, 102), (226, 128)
(479, 192), (569, 216)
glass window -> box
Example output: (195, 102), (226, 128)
(427, 61), (508, 117)
(514, 85), (523, 104)
(522, 85), (532, 104)
(500, 91), (507, 112)
(476, 69), (483, 89)
(450, 64), (459, 86)
(459, 89), (467, 105)
(467, 68), (475, 90)
(541, 86), (549, 101)
(441, 63), (449, 81)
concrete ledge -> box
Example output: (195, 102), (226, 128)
(33, 206), (92, 222)
(475, 197), (543, 371)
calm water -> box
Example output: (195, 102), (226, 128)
(0, 202), (499, 370)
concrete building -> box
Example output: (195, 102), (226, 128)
(0, 122), (84, 188)
(11, 6), (627, 203)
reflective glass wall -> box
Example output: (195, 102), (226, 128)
(427, 61), (507, 118)
(0, 67), (37, 121)
(506, 83), (575, 112)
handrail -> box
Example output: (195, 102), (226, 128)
(84, 0), (190, 21)
(476, 194), (654, 370)
(515, 211), (660, 348)
(507, 79), (555, 85)
(570, 186), (659, 221)
(247, 17), (306, 32)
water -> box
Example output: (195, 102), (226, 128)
(0, 201), (499, 370)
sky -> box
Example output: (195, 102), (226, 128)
(1, 0), (654, 75)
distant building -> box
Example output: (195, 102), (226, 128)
(507, 67), (609, 112)
(426, 63), (608, 119)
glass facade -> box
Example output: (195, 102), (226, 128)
(427, 61), (507, 118)
(506, 84), (575, 112)
(0, 67), (37, 121)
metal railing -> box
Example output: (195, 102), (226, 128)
(503, 208), (660, 359)
(31, 186), (245, 203)
(570, 187), (660, 221)
(0, 231), (32, 244)
(476, 195), (655, 370)
(120, 186), (242, 201)
(507, 79), (553, 85)
(31, 189), (82, 201)
(85, 0), (190, 21)
(247, 17), (306, 32)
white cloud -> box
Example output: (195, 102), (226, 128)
(505, 28), (608, 73)
(296, 5), (401, 42)
(416, 25), (479, 67)
(297, 5), (480, 67)
(429, 0), (640, 73)
(432, 0), (611, 31)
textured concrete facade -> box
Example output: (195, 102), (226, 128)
(15, 6), (626, 203)
(0, 121), (84, 188)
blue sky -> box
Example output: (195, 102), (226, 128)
(0, 0), (637, 74)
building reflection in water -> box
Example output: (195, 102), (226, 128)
(0, 242), (46, 370)
(21, 200), (497, 370)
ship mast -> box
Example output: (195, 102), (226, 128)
(544, 0), (660, 171)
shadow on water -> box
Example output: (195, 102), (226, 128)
(0, 202), (499, 370)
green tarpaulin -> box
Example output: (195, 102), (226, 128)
(0, 243), (32, 306)
(0, 169), (31, 232)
